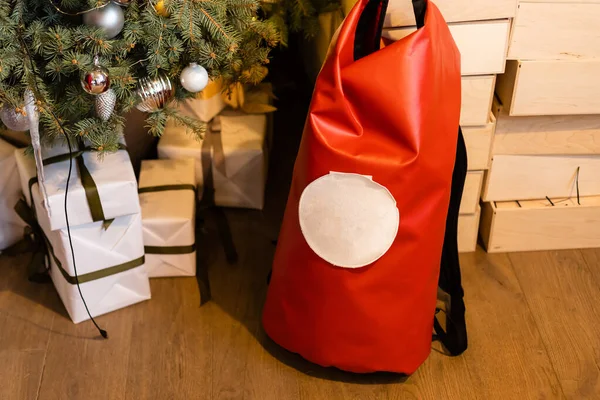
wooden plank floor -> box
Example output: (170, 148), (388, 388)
(3, 55), (600, 400)
(3, 241), (600, 399)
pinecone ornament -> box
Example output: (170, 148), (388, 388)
(95, 89), (116, 121)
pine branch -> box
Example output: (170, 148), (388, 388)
(0, 0), (288, 155)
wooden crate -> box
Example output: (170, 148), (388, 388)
(384, 20), (511, 75)
(458, 206), (481, 253)
(461, 76), (496, 126)
(480, 196), (600, 253)
(496, 60), (600, 116)
(382, 0), (517, 27)
(460, 171), (484, 214)
(463, 113), (495, 169)
(482, 154), (600, 201)
(508, 2), (600, 60)
(492, 100), (600, 155)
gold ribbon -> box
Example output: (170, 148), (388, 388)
(221, 83), (277, 114)
(195, 79), (223, 100)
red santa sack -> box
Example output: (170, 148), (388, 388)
(262, 0), (468, 374)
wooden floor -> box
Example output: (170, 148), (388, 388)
(3, 235), (600, 400)
(3, 52), (600, 400)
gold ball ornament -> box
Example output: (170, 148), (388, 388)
(154, 0), (170, 17)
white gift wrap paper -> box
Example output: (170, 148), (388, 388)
(0, 139), (26, 250)
(157, 129), (204, 189)
(31, 141), (140, 231)
(139, 159), (196, 277)
(175, 80), (226, 123)
(14, 149), (150, 323)
(158, 113), (268, 209)
(48, 255), (150, 324)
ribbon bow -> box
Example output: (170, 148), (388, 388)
(222, 83), (277, 114)
(3, 199), (52, 283)
(42, 141), (127, 230)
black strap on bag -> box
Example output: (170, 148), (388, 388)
(354, 0), (425, 61)
(434, 128), (468, 356)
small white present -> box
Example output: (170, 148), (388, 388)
(158, 113), (268, 210)
(14, 149), (151, 324)
(176, 79), (226, 123)
(19, 140), (140, 231)
(0, 138), (26, 250)
(139, 159), (196, 277)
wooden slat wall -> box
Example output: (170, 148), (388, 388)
(508, 2), (600, 60)
(497, 60), (600, 116)
(380, 0), (518, 27)
(483, 154), (600, 201)
(384, 20), (511, 75)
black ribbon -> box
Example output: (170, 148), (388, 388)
(2, 199), (53, 283)
(138, 184), (198, 256)
(42, 142), (128, 225)
(138, 181), (212, 305)
(4, 197), (145, 285)
(199, 126), (238, 264)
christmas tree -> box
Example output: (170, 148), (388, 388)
(0, 0), (281, 153)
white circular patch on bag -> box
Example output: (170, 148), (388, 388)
(298, 172), (399, 268)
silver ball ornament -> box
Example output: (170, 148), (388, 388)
(136, 73), (174, 112)
(0, 106), (30, 131)
(81, 64), (110, 95)
(83, 2), (125, 39)
(180, 63), (209, 93)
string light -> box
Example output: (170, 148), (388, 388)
(48, 0), (111, 16)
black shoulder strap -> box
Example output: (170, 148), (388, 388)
(434, 127), (468, 356)
(354, 0), (426, 61)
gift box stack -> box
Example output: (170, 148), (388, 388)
(157, 80), (273, 211)
(13, 142), (151, 323)
(479, 0), (600, 252)
(8, 137), (200, 324)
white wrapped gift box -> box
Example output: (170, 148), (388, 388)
(175, 79), (226, 123)
(22, 141), (140, 231)
(0, 138), (26, 250)
(14, 149), (150, 323)
(139, 159), (196, 277)
(158, 113), (268, 210)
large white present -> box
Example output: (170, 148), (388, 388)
(14, 149), (150, 323)
(22, 141), (140, 231)
(0, 138), (26, 250)
(176, 79), (226, 123)
(158, 113), (268, 210)
(139, 159), (196, 277)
